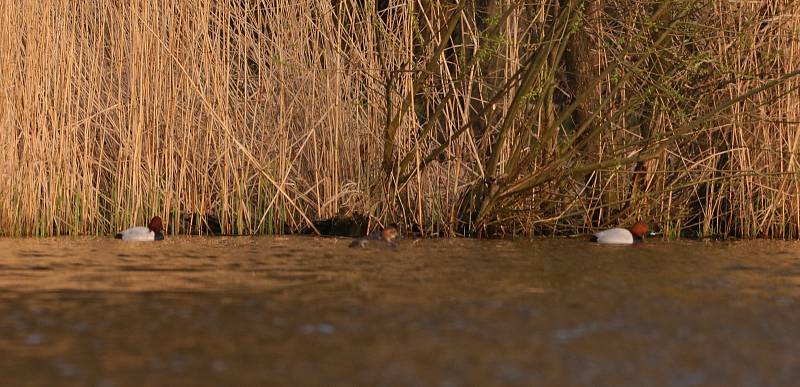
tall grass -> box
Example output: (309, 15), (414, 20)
(0, 0), (798, 238)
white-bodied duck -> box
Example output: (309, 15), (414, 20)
(115, 216), (165, 241)
(592, 221), (649, 245)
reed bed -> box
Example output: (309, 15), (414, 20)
(0, 0), (798, 238)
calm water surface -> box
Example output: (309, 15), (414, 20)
(0, 236), (798, 386)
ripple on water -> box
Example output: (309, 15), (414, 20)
(0, 237), (795, 386)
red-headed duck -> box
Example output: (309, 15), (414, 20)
(349, 224), (399, 248)
(115, 216), (165, 241)
(592, 221), (648, 244)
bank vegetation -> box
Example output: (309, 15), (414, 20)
(1, 0), (799, 237)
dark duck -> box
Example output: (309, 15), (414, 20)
(349, 224), (400, 248)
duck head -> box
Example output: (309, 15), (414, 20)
(629, 221), (649, 239)
(381, 224), (399, 243)
(149, 216), (164, 235)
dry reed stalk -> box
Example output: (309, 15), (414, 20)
(0, 0), (798, 238)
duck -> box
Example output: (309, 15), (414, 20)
(592, 221), (648, 244)
(349, 224), (399, 248)
(115, 216), (165, 241)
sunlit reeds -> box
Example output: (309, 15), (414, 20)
(0, 0), (798, 238)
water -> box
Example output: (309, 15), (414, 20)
(0, 236), (798, 386)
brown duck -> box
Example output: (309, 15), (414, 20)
(349, 225), (399, 248)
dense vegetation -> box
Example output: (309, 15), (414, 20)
(1, 0), (799, 237)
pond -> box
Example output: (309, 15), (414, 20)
(0, 236), (798, 386)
